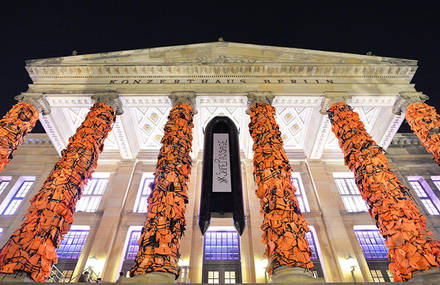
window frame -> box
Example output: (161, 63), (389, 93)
(56, 225), (90, 260)
(333, 172), (369, 213)
(0, 176), (35, 216)
(133, 172), (155, 213)
(407, 176), (440, 216)
(291, 172), (310, 212)
(76, 172), (110, 213)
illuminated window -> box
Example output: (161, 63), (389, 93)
(354, 226), (388, 259)
(291, 172), (310, 212)
(204, 230), (240, 261)
(224, 271), (236, 284)
(134, 173), (154, 213)
(0, 176), (11, 195)
(0, 177), (35, 216)
(333, 173), (368, 212)
(208, 271), (219, 284)
(370, 269), (385, 282)
(76, 173), (109, 212)
(305, 231), (318, 261)
(431, 176), (440, 192)
(57, 226), (90, 259)
(408, 177), (440, 215)
(125, 229), (141, 260)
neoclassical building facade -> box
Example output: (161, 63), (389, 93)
(0, 42), (439, 283)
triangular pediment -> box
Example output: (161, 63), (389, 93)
(26, 41), (416, 66)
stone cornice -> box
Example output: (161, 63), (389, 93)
(25, 63), (416, 81)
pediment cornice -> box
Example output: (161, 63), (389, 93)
(25, 42), (417, 83)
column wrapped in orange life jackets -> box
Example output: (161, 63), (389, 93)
(130, 103), (194, 279)
(248, 102), (314, 275)
(328, 102), (440, 281)
(405, 102), (440, 165)
(0, 102), (39, 173)
(0, 102), (115, 282)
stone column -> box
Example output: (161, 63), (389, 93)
(127, 92), (196, 284)
(247, 92), (316, 283)
(328, 102), (440, 282)
(0, 93), (49, 173)
(0, 94), (117, 282)
(396, 92), (440, 166)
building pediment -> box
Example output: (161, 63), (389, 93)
(25, 42), (417, 85)
(26, 41), (417, 66)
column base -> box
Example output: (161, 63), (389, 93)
(0, 271), (33, 283)
(121, 272), (175, 284)
(271, 266), (322, 283)
(409, 267), (440, 283)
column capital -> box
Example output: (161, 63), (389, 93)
(320, 91), (351, 115)
(91, 91), (123, 115)
(246, 91), (274, 114)
(14, 92), (51, 115)
(169, 91), (197, 113)
(392, 91), (429, 115)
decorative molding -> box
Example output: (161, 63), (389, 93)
(38, 114), (66, 155)
(272, 96), (321, 107)
(392, 92), (429, 115)
(112, 118), (133, 159)
(310, 116), (332, 159)
(391, 134), (422, 146)
(26, 64), (416, 80)
(122, 96), (171, 107)
(91, 91), (124, 115)
(15, 93), (51, 115)
(379, 113), (406, 149)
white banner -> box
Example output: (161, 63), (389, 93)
(212, 133), (232, 192)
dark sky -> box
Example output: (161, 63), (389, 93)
(1, 1), (438, 133)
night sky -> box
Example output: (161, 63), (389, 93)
(1, 1), (438, 133)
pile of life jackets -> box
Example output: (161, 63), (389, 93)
(248, 102), (314, 275)
(0, 103), (115, 282)
(329, 102), (440, 282)
(405, 102), (440, 165)
(130, 103), (193, 279)
(0, 102), (39, 173)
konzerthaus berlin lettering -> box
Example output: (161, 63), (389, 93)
(0, 41), (439, 283)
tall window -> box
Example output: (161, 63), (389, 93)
(333, 172), (368, 212)
(354, 225), (393, 282)
(202, 226), (242, 284)
(0, 177), (35, 216)
(291, 172), (310, 212)
(0, 176), (11, 196)
(204, 230), (240, 261)
(76, 173), (109, 212)
(408, 177), (440, 215)
(306, 227), (324, 278)
(56, 225), (90, 282)
(120, 226), (142, 276)
(134, 173), (154, 213)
